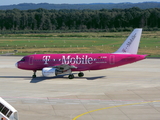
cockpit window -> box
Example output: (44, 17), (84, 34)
(20, 58), (25, 62)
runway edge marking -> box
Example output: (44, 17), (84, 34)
(72, 100), (160, 120)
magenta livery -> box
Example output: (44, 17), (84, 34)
(16, 29), (147, 79)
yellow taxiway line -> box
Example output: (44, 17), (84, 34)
(72, 100), (160, 120)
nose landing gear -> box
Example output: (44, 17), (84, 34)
(32, 70), (37, 78)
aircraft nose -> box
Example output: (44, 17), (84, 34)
(15, 62), (18, 68)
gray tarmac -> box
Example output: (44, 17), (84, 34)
(0, 56), (160, 120)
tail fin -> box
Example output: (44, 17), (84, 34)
(114, 28), (142, 54)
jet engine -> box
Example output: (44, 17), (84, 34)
(42, 67), (57, 77)
(42, 67), (71, 77)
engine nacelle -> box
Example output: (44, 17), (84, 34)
(42, 67), (57, 77)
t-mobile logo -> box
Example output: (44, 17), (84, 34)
(43, 56), (50, 64)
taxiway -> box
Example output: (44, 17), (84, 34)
(0, 56), (160, 120)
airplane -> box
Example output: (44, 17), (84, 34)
(16, 28), (147, 79)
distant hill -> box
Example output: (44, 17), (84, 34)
(0, 2), (160, 10)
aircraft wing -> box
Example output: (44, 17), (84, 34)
(53, 64), (77, 71)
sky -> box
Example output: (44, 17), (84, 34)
(0, 0), (160, 6)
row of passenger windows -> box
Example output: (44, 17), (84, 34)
(0, 102), (13, 118)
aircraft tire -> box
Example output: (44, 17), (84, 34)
(78, 72), (84, 77)
(32, 75), (36, 78)
(68, 74), (74, 79)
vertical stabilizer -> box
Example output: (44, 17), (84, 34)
(114, 28), (142, 54)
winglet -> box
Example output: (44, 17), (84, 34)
(114, 28), (142, 54)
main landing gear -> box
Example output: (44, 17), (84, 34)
(68, 72), (84, 79)
(68, 74), (74, 79)
(32, 70), (37, 78)
(78, 72), (84, 77)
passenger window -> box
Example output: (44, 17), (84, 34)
(0, 103), (4, 111)
(1, 107), (9, 115)
(7, 110), (12, 118)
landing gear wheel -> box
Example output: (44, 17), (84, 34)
(68, 74), (74, 79)
(78, 72), (84, 77)
(32, 70), (37, 78)
(32, 75), (36, 78)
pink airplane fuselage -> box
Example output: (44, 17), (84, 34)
(17, 53), (146, 71)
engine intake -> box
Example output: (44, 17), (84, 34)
(42, 67), (71, 77)
(42, 67), (57, 77)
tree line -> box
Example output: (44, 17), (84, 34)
(0, 7), (160, 33)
